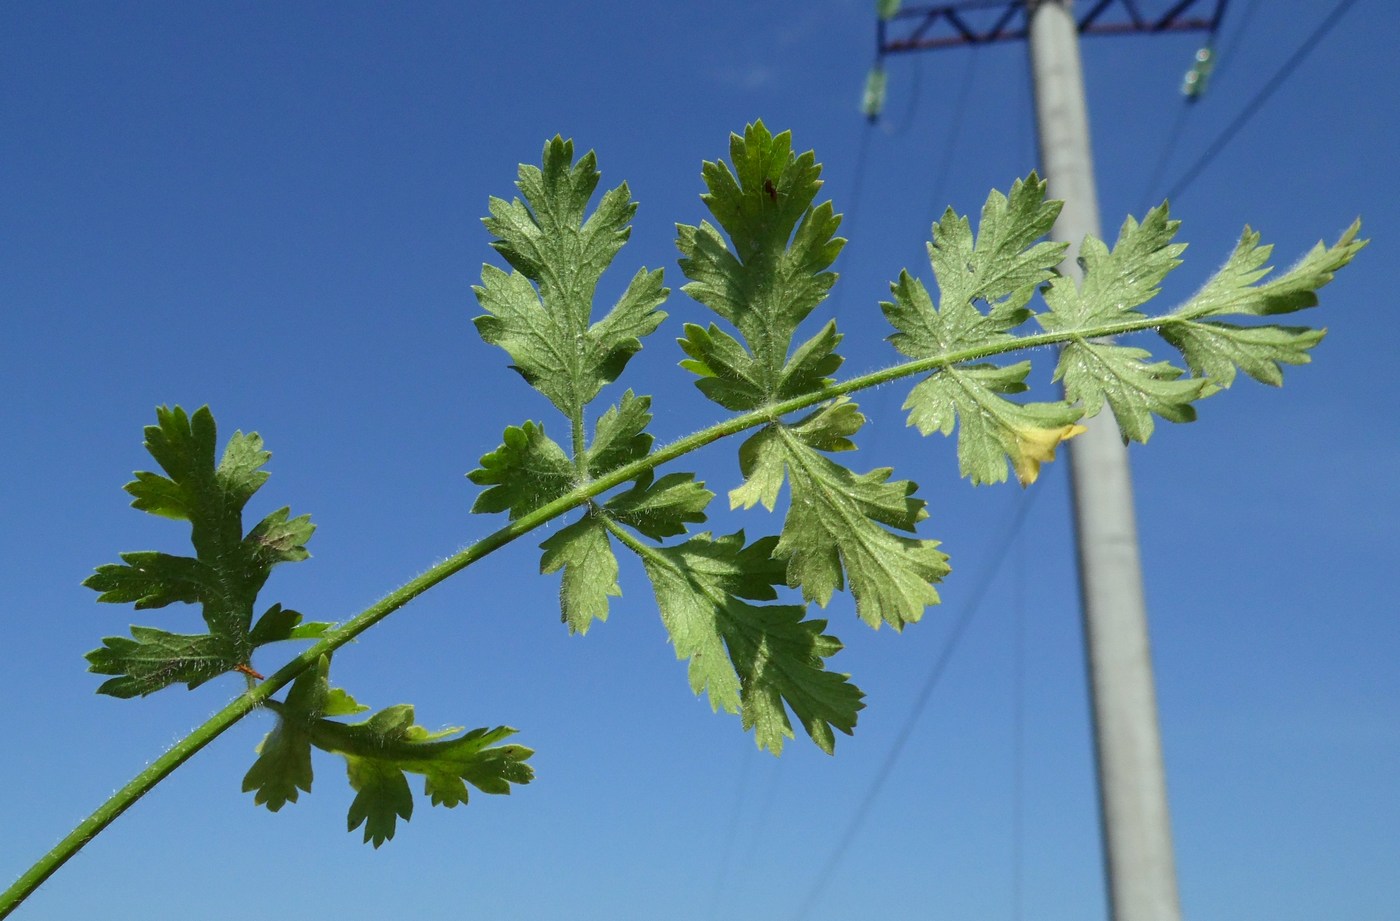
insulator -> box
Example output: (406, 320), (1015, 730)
(861, 66), (888, 122)
(1181, 45), (1216, 100)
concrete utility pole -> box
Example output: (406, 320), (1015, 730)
(875, 3), (1229, 919)
(1026, 4), (1180, 919)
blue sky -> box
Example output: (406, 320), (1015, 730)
(1, 2), (1395, 919)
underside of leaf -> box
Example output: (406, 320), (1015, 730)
(633, 531), (863, 754)
(247, 657), (533, 846)
(86, 406), (314, 695)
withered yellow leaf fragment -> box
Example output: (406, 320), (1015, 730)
(1008, 421), (1087, 487)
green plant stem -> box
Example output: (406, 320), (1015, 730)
(0, 312), (1179, 918)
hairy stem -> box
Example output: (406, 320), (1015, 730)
(0, 310), (1186, 917)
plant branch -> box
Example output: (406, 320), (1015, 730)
(0, 309), (1231, 917)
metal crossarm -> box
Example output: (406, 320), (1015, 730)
(878, 0), (1227, 53)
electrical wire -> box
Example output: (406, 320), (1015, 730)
(705, 742), (754, 920)
(826, 120), (875, 323)
(1210, 0), (1261, 86)
(1161, 0), (1362, 204)
(1010, 507), (1027, 921)
(919, 45), (982, 246)
(1136, 0), (1248, 211)
(787, 487), (1043, 921)
(887, 54), (926, 138)
(1138, 101), (1195, 217)
(863, 44), (984, 454)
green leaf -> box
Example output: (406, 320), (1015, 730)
(604, 472), (713, 540)
(1037, 207), (1206, 442)
(86, 406), (314, 690)
(539, 515), (621, 634)
(677, 320), (843, 412)
(314, 705), (533, 847)
(84, 551), (209, 609)
(1159, 221), (1365, 387)
(247, 656), (533, 846)
(634, 531), (863, 754)
(1173, 220), (1364, 320)
(467, 421), (575, 519)
(322, 686), (370, 718)
(585, 390), (654, 478)
(901, 361), (1085, 486)
(775, 321), (845, 402)
(730, 407), (948, 630)
(345, 756), (414, 848)
(248, 603), (333, 647)
(242, 718), (314, 813)
(242, 653), (332, 810)
(84, 626), (237, 698)
(674, 127), (952, 631)
(677, 122), (844, 404)
(473, 136), (668, 419)
(420, 726), (534, 805)
(914, 174), (1066, 341)
(1159, 322), (1325, 388)
(1040, 206), (1186, 333)
(1030, 211), (1365, 440)
(246, 507), (315, 566)
(881, 179), (1084, 485)
(677, 322), (768, 411)
(1052, 341), (1206, 443)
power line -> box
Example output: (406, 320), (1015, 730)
(888, 54), (926, 137)
(826, 120), (875, 324)
(1161, 0), (1361, 204)
(788, 486), (1043, 921)
(1210, 0), (1261, 85)
(704, 741), (753, 920)
(1138, 0), (1248, 213)
(1010, 502), (1028, 921)
(1138, 100), (1194, 216)
(918, 44), (982, 237)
